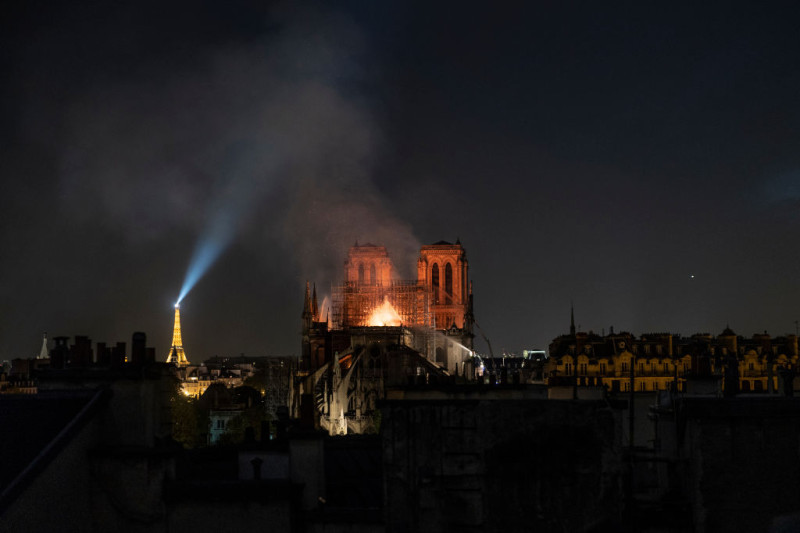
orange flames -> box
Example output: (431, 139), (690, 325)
(367, 297), (403, 327)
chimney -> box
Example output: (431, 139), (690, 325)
(70, 336), (92, 367)
(131, 332), (146, 365)
(111, 342), (126, 367)
(51, 336), (70, 369)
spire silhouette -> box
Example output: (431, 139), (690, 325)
(570, 302), (576, 336)
(312, 283), (319, 321)
(302, 281), (312, 320)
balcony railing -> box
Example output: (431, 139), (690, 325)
(554, 369), (689, 378)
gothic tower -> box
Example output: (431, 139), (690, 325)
(312, 283), (320, 321)
(417, 240), (469, 330)
(344, 243), (393, 286)
(166, 303), (190, 366)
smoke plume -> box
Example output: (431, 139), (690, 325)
(56, 4), (419, 301)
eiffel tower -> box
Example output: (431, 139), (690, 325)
(166, 303), (190, 366)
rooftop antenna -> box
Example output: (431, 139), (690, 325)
(570, 301), (576, 336)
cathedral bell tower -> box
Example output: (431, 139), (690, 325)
(417, 240), (470, 332)
(418, 240), (473, 373)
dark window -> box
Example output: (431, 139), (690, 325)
(358, 264), (365, 284)
(431, 264), (439, 304)
(370, 264), (377, 285)
(445, 263), (453, 304)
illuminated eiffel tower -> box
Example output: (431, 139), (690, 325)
(166, 303), (190, 366)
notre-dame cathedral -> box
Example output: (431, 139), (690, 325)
(293, 241), (474, 435)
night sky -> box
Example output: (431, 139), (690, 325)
(2, 1), (800, 362)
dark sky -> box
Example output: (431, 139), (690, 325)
(2, 1), (800, 361)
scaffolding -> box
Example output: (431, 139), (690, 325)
(331, 280), (432, 330)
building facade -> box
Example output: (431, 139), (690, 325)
(548, 322), (799, 394)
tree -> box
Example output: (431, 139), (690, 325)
(170, 381), (208, 449)
(216, 405), (272, 445)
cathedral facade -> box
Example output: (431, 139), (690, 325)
(296, 241), (474, 435)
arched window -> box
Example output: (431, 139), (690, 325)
(358, 264), (365, 284)
(431, 263), (439, 304)
(445, 263), (453, 304)
(370, 264), (377, 285)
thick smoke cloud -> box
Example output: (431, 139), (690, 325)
(0, 3), (418, 358)
(57, 8), (419, 295)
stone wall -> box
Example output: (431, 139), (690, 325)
(680, 398), (800, 533)
(382, 398), (623, 533)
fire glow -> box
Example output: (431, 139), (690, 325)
(368, 297), (403, 327)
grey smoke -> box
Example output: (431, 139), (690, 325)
(57, 7), (419, 291)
